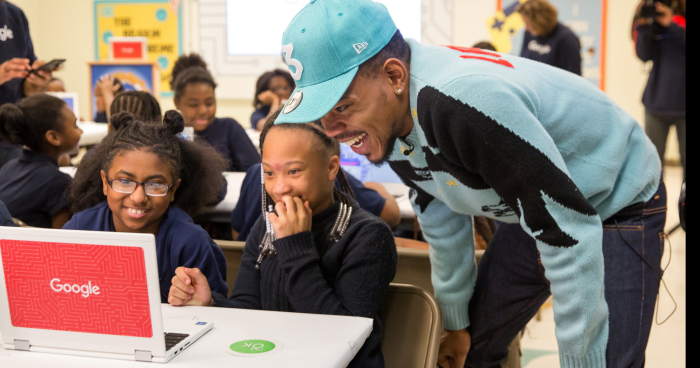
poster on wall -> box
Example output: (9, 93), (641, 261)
(88, 62), (159, 120)
(488, 0), (607, 90)
(94, 0), (182, 96)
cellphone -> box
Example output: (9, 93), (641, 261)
(29, 59), (65, 75)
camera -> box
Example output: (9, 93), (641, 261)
(640, 0), (675, 18)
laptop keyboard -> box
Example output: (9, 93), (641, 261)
(164, 332), (190, 351)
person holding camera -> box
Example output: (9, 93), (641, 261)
(518, 0), (581, 75)
(634, 0), (686, 179)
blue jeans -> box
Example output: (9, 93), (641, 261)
(465, 179), (667, 368)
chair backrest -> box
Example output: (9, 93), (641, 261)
(381, 283), (441, 368)
(214, 240), (246, 296)
(12, 218), (29, 227)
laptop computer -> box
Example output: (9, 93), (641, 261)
(0, 227), (213, 363)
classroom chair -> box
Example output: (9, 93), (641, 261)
(381, 283), (441, 368)
(214, 240), (245, 296)
(12, 218), (30, 227)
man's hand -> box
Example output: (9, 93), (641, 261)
(168, 267), (214, 307)
(0, 58), (30, 86)
(655, 2), (674, 27)
(257, 90), (280, 106)
(268, 196), (312, 239)
(438, 328), (471, 368)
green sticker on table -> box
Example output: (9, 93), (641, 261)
(229, 340), (276, 354)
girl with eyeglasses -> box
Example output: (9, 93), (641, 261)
(171, 54), (259, 172)
(251, 69), (295, 131)
(64, 110), (229, 302)
(0, 94), (83, 228)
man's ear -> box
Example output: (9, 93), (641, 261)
(169, 178), (182, 202)
(328, 155), (340, 182)
(382, 58), (409, 95)
(44, 130), (61, 147)
(100, 170), (109, 196)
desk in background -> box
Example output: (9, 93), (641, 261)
(77, 122), (109, 146)
(0, 304), (373, 368)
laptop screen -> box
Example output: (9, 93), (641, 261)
(339, 144), (403, 184)
(1, 239), (153, 337)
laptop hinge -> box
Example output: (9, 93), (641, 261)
(14, 339), (30, 351)
(135, 350), (153, 362)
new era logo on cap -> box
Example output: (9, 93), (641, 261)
(353, 42), (369, 54)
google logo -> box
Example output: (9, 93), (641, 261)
(50, 279), (101, 298)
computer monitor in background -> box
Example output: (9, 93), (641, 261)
(339, 144), (402, 184)
(46, 92), (79, 120)
(226, 0), (422, 56)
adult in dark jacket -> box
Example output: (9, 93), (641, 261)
(518, 0), (582, 75)
(634, 0), (686, 179)
(0, 1), (54, 167)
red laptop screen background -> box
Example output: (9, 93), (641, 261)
(1, 240), (153, 337)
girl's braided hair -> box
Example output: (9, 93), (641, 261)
(110, 91), (162, 123)
(70, 110), (228, 217)
(255, 109), (355, 267)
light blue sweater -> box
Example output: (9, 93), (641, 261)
(386, 40), (661, 368)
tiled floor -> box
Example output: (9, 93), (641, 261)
(521, 166), (686, 367)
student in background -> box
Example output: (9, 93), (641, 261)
(634, 0), (686, 179)
(169, 114), (397, 368)
(472, 41), (498, 52)
(0, 94), (83, 228)
(110, 91), (162, 122)
(251, 69), (295, 131)
(0, 200), (14, 226)
(65, 111), (229, 302)
(0, 1), (55, 168)
(47, 78), (66, 93)
(171, 54), (259, 172)
(518, 0), (581, 75)
(94, 75), (124, 123)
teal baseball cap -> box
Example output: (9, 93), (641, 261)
(274, 0), (397, 125)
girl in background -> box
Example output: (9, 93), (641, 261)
(0, 94), (82, 228)
(65, 111), (229, 301)
(251, 69), (295, 130)
(169, 112), (397, 368)
(94, 75), (124, 122)
(171, 54), (259, 172)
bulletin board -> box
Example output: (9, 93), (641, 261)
(94, 0), (182, 96)
(489, 0), (607, 90)
(88, 62), (160, 119)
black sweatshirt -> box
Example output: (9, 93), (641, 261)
(212, 201), (397, 368)
(520, 23), (581, 76)
(636, 21), (686, 117)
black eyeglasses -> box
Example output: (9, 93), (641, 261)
(106, 176), (173, 197)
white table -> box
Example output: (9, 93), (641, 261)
(0, 304), (373, 368)
(77, 121), (109, 146)
(246, 129), (261, 150)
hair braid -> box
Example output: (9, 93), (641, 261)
(110, 91), (162, 123)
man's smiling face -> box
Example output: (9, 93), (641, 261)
(320, 71), (407, 166)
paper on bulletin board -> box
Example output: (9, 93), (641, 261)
(489, 0), (607, 90)
(94, 0), (182, 96)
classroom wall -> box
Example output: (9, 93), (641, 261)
(11, 0), (680, 161)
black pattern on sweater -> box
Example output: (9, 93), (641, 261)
(212, 201), (397, 368)
(388, 86), (598, 248)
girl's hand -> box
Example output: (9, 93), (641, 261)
(168, 267), (214, 307)
(257, 90), (280, 106)
(268, 196), (312, 239)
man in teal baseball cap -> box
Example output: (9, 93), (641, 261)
(275, 1), (666, 368)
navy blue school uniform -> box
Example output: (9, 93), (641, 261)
(250, 106), (270, 128)
(94, 111), (107, 123)
(63, 202), (229, 302)
(195, 118), (260, 172)
(0, 149), (70, 228)
(520, 23), (581, 76)
(0, 200), (14, 226)
(231, 163), (386, 242)
(0, 1), (37, 165)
